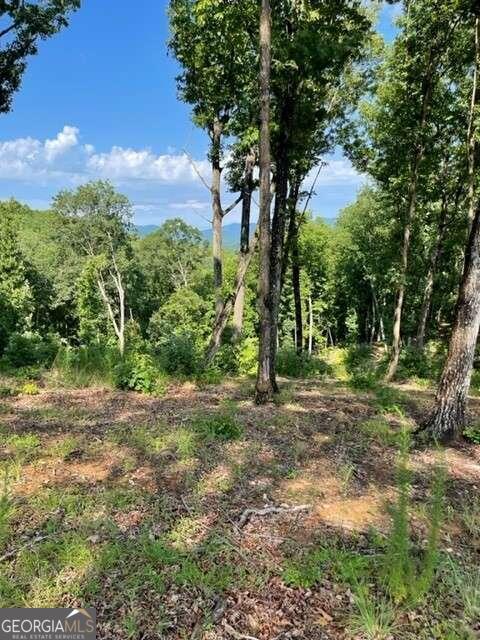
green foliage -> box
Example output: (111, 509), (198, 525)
(0, 467), (15, 552)
(3, 331), (60, 368)
(114, 352), (166, 395)
(191, 404), (242, 442)
(20, 382), (39, 396)
(383, 430), (446, 604)
(52, 344), (116, 388)
(464, 424), (480, 444)
(276, 348), (331, 378)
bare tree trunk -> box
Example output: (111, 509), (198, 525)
(255, 0), (274, 404)
(232, 150), (255, 342)
(419, 202), (480, 441)
(211, 118), (224, 321)
(386, 52), (436, 382)
(416, 190), (449, 349)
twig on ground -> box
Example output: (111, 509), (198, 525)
(0, 534), (49, 562)
(237, 504), (310, 528)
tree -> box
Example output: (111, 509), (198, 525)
(52, 181), (133, 355)
(169, 0), (256, 320)
(419, 1), (480, 441)
(255, 0), (274, 404)
(0, 0), (80, 113)
(0, 200), (33, 351)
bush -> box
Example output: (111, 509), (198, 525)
(156, 332), (201, 376)
(114, 352), (166, 395)
(276, 348), (331, 378)
(3, 332), (60, 368)
(238, 337), (258, 376)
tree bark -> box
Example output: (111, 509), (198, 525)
(419, 200), (480, 441)
(255, 0), (274, 404)
(385, 50), (436, 382)
(211, 117), (224, 321)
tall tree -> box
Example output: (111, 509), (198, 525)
(53, 181), (133, 355)
(420, 1), (480, 441)
(255, 0), (274, 404)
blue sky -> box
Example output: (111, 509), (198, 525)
(0, 0), (399, 228)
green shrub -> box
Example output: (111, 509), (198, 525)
(114, 352), (166, 394)
(276, 348), (331, 378)
(383, 430), (446, 604)
(156, 332), (201, 376)
(4, 332), (60, 368)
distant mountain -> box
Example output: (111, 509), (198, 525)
(201, 223), (257, 249)
(136, 224), (160, 237)
(136, 217), (337, 244)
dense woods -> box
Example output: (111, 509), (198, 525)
(1, 1), (480, 638)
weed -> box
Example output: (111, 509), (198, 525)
(464, 424), (480, 444)
(20, 381), (39, 395)
(5, 433), (41, 463)
(191, 406), (242, 442)
(360, 417), (399, 446)
(349, 584), (397, 640)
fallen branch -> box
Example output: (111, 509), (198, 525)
(0, 534), (49, 563)
(237, 504), (310, 528)
(224, 622), (259, 640)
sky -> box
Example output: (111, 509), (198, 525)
(0, 0), (400, 229)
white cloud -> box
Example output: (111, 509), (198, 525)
(0, 125), (211, 189)
(44, 125), (79, 161)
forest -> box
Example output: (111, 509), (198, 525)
(0, 1), (480, 639)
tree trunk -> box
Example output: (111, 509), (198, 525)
(420, 201), (480, 441)
(385, 51), (436, 382)
(232, 150), (255, 342)
(211, 118), (224, 321)
(269, 97), (294, 390)
(255, 0), (273, 404)
(416, 190), (449, 349)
